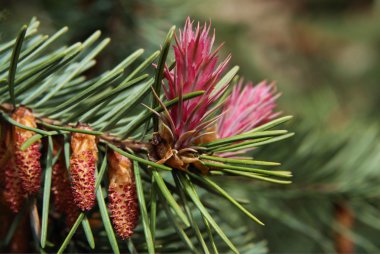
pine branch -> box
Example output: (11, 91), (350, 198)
(0, 17), (294, 254)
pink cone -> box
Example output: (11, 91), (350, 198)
(217, 80), (280, 157)
(163, 17), (230, 148)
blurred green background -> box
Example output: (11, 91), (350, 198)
(1, 0), (380, 253)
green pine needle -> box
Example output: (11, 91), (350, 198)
(1, 111), (51, 135)
(213, 133), (295, 153)
(95, 153), (108, 190)
(190, 174), (264, 225)
(153, 171), (190, 227)
(248, 115), (293, 133)
(202, 130), (288, 148)
(96, 186), (120, 254)
(63, 134), (71, 169)
(41, 136), (54, 248)
(21, 133), (44, 151)
(38, 122), (103, 135)
(157, 191), (199, 254)
(57, 213), (85, 254)
(106, 142), (172, 171)
(201, 161), (292, 178)
(153, 25), (175, 131)
(149, 177), (158, 240)
(173, 172), (210, 254)
(8, 25), (27, 108)
(81, 216), (95, 249)
(212, 169), (292, 184)
(133, 161), (155, 254)
(199, 154), (280, 166)
(211, 65), (239, 99)
(178, 173), (240, 254)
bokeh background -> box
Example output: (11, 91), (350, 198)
(1, 0), (380, 253)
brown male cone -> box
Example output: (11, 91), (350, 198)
(69, 124), (98, 211)
(51, 138), (80, 227)
(1, 120), (27, 212)
(12, 106), (42, 194)
(107, 150), (139, 239)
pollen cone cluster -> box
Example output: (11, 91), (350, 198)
(3, 160), (26, 212)
(1, 107), (41, 212)
(51, 139), (79, 227)
(107, 150), (138, 239)
(12, 107), (42, 194)
(69, 124), (98, 211)
(1, 125), (23, 212)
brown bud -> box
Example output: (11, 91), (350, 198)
(152, 131), (188, 171)
(69, 124), (98, 211)
(152, 121), (208, 172)
(108, 150), (138, 239)
(11, 107), (42, 194)
(193, 125), (218, 145)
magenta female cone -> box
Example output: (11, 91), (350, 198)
(107, 151), (138, 239)
(152, 17), (231, 171)
(69, 124), (98, 211)
(216, 80), (280, 157)
(218, 80), (279, 139)
(162, 17), (230, 147)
